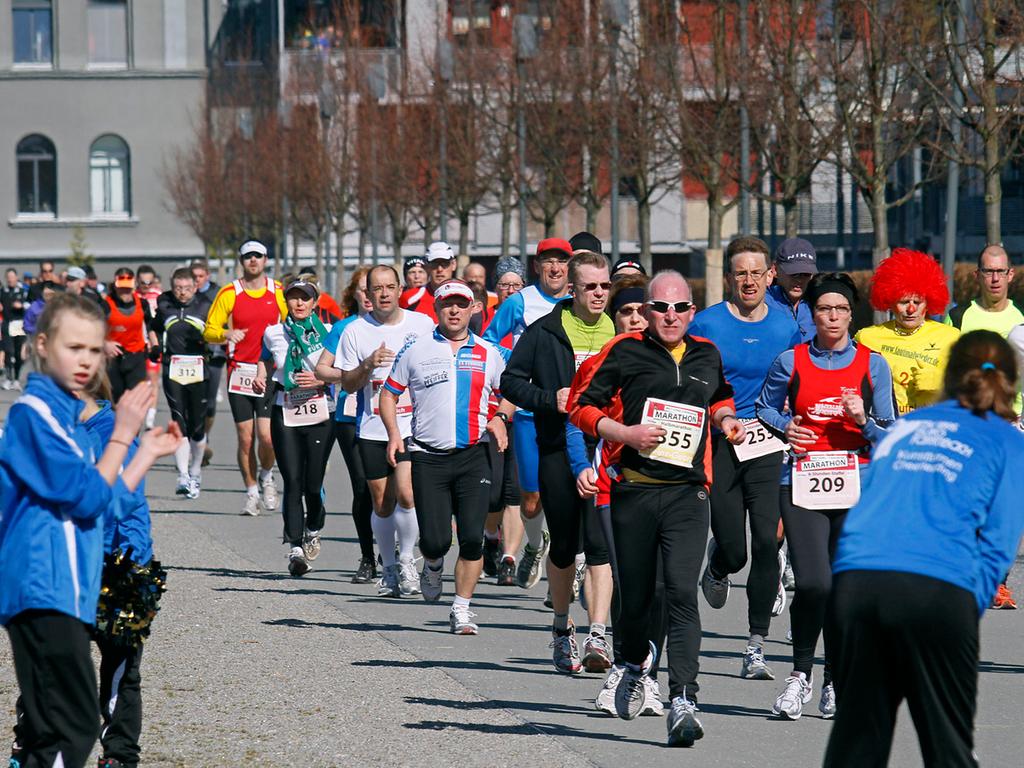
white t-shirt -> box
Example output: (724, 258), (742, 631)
(337, 309), (435, 441)
(262, 322), (333, 408)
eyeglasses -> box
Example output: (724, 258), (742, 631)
(617, 305), (643, 315)
(646, 300), (694, 313)
(577, 281), (612, 293)
(732, 269), (768, 281)
(438, 298), (473, 309)
(240, 253), (265, 261)
(979, 268), (1010, 278)
(813, 304), (852, 316)
(496, 281), (524, 291)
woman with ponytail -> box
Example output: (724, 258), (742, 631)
(824, 330), (1024, 767)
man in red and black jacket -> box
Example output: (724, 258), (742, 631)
(569, 270), (745, 746)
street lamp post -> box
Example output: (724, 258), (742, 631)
(604, 0), (628, 262)
(738, 0), (751, 235)
(367, 63), (388, 264)
(514, 15), (536, 261)
(318, 77), (337, 293)
(438, 39), (453, 242)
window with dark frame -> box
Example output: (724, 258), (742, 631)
(16, 134), (57, 215)
(12, 0), (53, 65)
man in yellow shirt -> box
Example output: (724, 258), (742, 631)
(203, 240), (288, 516)
(855, 248), (959, 415)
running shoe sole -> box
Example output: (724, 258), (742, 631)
(288, 559), (311, 577)
(583, 650), (612, 673)
(667, 712), (704, 747)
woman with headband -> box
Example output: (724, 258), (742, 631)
(824, 330), (1024, 767)
(855, 248), (960, 415)
(756, 271), (897, 721)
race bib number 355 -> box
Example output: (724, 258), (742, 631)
(638, 398), (705, 469)
(792, 451), (861, 510)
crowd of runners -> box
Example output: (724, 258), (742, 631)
(1, 233), (1023, 766)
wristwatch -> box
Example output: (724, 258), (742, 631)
(495, 411), (510, 424)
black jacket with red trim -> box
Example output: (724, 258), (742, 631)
(500, 298), (580, 453)
(569, 330), (735, 486)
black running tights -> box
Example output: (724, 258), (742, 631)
(270, 406), (332, 546)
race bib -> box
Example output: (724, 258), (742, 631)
(732, 418), (788, 462)
(791, 451), (861, 510)
(371, 379), (412, 417)
(7, 320), (24, 337)
(638, 397), (705, 469)
(168, 355), (204, 385)
(573, 352), (591, 371)
(342, 392), (358, 419)
(228, 363), (259, 397)
(283, 387), (330, 427)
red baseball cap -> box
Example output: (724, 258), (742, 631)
(535, 238), (572, 260)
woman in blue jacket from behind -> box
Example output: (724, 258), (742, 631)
(824, 330), (1024, 768)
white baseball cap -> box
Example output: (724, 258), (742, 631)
(238, 240), (268, 257)
(425, 241), (455, 262)
(433, 279), (475, 303)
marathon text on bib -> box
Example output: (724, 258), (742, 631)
(283, 387), (330, 427)
(732, 418), (788, 462)
(228, 362), (259, 397)
(792, 451), (861, 510)
(639, 397), (705, 469)
(169, 355), (204, 385)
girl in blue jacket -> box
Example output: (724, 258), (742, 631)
(824, 330), (1024, 767)
(0, 294), (180, 768)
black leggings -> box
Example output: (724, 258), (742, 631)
(487, 428), (521, 512)
(611, 481), (709, 700)
(334, 420), (375, 560)
(825, 571), (978, 768)
(3, 332), (25, 380)
(538, 449), (609, 569)
(107, 351), (148, 403)
(162, 374), (208, 441)
(411, 444), (491, 562)
(779, 487), (848, 681)
(97, 639), (143, 766)
(270, 405), (332, 546)
(708, 434), (783, 637)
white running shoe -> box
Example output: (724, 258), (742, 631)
(302, 528), (321, 561)
(772, 577), (787, 617)
(700, 538), (730, 608)
(571, 557), (586, 603)
(772, 673), (813, 719)
(287, 546), (310, 577)
(377, 563), (400, 597)
(515, 529), (550, 589)
(10, 380), (21, 392)
(260, 475), (279, 512)
(819, 682), (836, 719)
(240, 494), (260, 517)
(641, 676), (665, 717)
(582, 632), (613, 673)
(449, 605), (479, 635)
(398, 556), (421, 597)
(421, 560), (444, 602)
(782, 547), (796, 589)
(186, 476), (200, 500)
(614, 666), (647, 720)
(145, 407), (156, 430)
(666, 694), (704, 747)
(595, 665), (624, 716)
(175, 475), (190, 497)
(740, 644), (775, 680)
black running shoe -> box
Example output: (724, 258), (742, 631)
(352, 556), (378, 584)
(496, 556), (516, 586)
(482, 537), (501, 578)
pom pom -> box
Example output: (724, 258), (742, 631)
(94, 548), (167, 649)
(869, 248), (949, 313)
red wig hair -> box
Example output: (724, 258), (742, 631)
(869, 248), (949, 313)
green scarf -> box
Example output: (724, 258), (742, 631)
(283, 314), (328, 391)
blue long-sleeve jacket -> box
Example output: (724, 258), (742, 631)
(833, 400), (1024, 615)
(765, 285), (815, 343)
(0, 374), (125, 625)
(82, 401), (153, 565)
(755, 337), (897, 483)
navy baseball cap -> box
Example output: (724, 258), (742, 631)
(774, 238), (818, 275)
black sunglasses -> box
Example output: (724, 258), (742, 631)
(577, 281), (612, 292)
(646, 300), (694, 313)
(240, 253), (265, 261)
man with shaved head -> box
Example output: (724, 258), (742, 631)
(945, 244), (1024, 336)
(569, 270), (745, 746)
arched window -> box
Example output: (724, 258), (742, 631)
(16, 133), (56, 215)
(89, 134), (130, 215)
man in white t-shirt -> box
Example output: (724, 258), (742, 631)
(338, 265), (435, 598)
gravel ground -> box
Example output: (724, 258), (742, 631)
(1, 512), (588, 768)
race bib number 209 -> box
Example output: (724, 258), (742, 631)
(791, 451), (861, 510)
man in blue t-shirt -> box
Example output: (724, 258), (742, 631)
(689, 235), (800, 683)
(764, 237), (817, 342)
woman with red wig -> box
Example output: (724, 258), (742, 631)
(855, 248), (960, 415)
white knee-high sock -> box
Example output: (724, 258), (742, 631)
(393, 505), (419, 560)
(522, 513), (546, 550)
(173, 439), (190, 477)
(189, 437), (207, 478)
(372, 512), (398, 567)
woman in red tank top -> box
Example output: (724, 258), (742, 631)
(757, 272), (896, 722)
(104, 267), (150, 402)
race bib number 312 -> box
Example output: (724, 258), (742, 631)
(638, 397), (705, 469)
(792, 451), (861, 510)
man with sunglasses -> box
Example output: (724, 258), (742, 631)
(688, 237), (800, 682)
(570, 270), (744, 746)
(27, 260), (55, 301)
(204, 240), (288, 517)
(400, 241), (457, 321)
(502, 249), (616, 675)
(484, 238), (573, 591)
(380, 279), (513, 634)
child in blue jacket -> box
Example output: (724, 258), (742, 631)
(0, 294), (180, 768)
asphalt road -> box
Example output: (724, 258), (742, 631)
(2, 384), (1023, 766)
